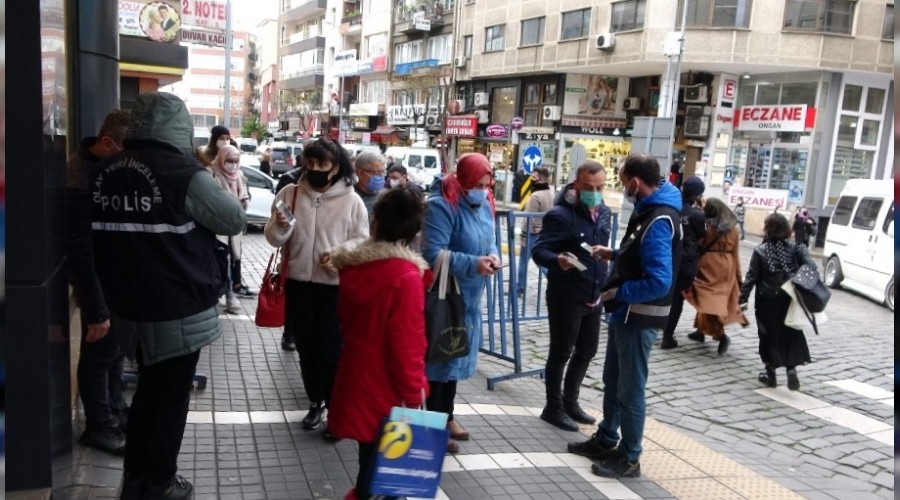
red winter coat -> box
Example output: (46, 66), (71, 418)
(328, 240), (430, 443)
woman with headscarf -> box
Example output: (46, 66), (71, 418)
(212, 145), (249, 314)
(739, 213), (814, 390)
(684, 197), (748, 355)
(197, 124), (231, 167)
(421, 153), (500, 454)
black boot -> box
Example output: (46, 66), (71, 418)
(660, 335), (678, 349)
(302, 403), (324, 430)
(564, 402), (596, 425)
(786, 367), (800, 391)
(539, 406), (578, 432)
(757, 365), (777, 387)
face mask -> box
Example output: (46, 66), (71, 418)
(389, 178), (402, 188)
(623, 181), (638, 205)
(216, 139), (228, 149)
(307, 169), (333, 189)
(464, 188), (489, 205)
(223, 161), (239, 173)
(367, 174), (385, 192)
(579, 191), (602, 209)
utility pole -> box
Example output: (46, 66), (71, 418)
(664, 0), (689, 169)
(223, 0), (233, 130)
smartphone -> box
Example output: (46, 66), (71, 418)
(275, 199), (296, 225)
(580, 242), (594, 253)
(562, 252), (587, 271)
(490, 263), (509, 270)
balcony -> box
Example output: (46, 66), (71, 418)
(394, 0), (448, 33)
(393, 58), (440, 75)
(248, 51), (259, 63)
(280, 0), (327, 23)
(280, 66), (325, 90)
(340, 11), (362, 35)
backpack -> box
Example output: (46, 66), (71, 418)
(675, 206), (705, 292)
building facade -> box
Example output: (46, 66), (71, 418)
(276, 0), (330, 137)
(256, 18), (281, 127)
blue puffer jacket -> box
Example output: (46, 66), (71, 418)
(532, 186), (611, 304)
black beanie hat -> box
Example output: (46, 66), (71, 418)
(210, 125), (230, 143)
(681, 176), (705, 198)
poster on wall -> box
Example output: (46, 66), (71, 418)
(119, 1), (181, 43)
(563, 75), (627, 118)
(788, 180), (805, 203)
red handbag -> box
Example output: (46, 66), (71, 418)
(255, 187), (298, 327)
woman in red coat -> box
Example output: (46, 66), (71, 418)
(329, 186), (430, 500)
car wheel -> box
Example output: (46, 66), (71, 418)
(885, 276), (894, 312)
(824, 256), (843, 288)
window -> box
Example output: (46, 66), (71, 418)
(463, 35), (473, 57)
(365, 33), (387, 58)
(561, 8), (591, 39)
(428, 34), (452, 63)
(783, 0), (854, 34)
(363, 80), (387, 103)
(394, 40), (424, 64)
(851, 198), (883, 230)
(543, 84), (558, 103)
(882, 202), (894, 234)
(831, 196), (857, 225)
(883, 5), (894, 39)
(612, 0), (646, 32)
(485, 25), (505, 52)
(492, 87), (517, 125)
(520, 17), (545, 46)
(676, 0), (752, 28)
(524, 84), (540, 104)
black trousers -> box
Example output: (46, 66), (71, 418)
(662, 291), (686, 342)
(286, 279), (341, 404)
(231, 258), (243, 288)
(77, 321), (127, 431)
(355, 441), (399, 500)
(214, 241), (232, 296)
(544, 299), (601, 409)
(123, 348), (201, 484)
(426, 380), (458, 421)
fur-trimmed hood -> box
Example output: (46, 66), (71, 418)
(331, 239), (429, 275)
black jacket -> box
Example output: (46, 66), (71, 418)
(276, 167), (304, 194)
(793, 216), (817, 246)
(739, 241), (816, 304)
(532, 186), (611, 304)
(675, 204), (707, 292)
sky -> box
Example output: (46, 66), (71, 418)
(231, 0), (278, 32)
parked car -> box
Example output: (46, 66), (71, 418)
(240, 165), (277, 228)
(402, 147), (443, 188)
(341, 143), (381, 159)
(239, 154), (261, 169)
(270, 142), (304, 175)
(822, 178), (894, 310)
(237, 137), (259, 155)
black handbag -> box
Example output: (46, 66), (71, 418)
(425, 250), (470, 363)
(791, 262), (831, 314)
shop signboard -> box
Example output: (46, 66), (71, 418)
(119, 1), (181, 42)
(734, 105), (814, 132)
(386, 104), (427, 126)
(510, 116), (525, 130)
(334, 49), (359, 77)
(485, 124), (509, 139)
(180, 0), (227, 30)
(726, 186), (788, 210)
(563, 74), (628, 118)
(444, 116), (478, 137)
(349, 103), (380, 116)
(181, 28), (225, 47)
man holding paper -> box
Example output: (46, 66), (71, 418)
(532, 161), (611, 432)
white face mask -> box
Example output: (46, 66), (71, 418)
(223, 161), (239, 172)
(216, 139), (228, 149)
(389, 178), (402, 188)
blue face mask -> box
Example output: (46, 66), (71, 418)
(367, 174), (385, 192)
(464, 188), (489, 205)
(579, 191), (603, 209)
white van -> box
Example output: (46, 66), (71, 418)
(403, 148), (443, 188)
(822, 179), (894, 310)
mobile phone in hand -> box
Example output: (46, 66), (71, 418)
(562, 252), (587, 271)
(275, 199), (296, 225)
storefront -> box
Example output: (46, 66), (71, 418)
(558, 125), (631, 189)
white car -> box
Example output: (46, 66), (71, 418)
(240, 165), (276, 228)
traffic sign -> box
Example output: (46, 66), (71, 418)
(521, 145), (543, 173)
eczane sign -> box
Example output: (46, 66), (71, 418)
(734, 104), (811, 132)
(726, 186), (788, 210)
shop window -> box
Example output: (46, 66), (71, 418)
(829, 147), (875, 203)
(492, 87), (517, 124)
(860, 119), (880, 146)
(561, 8), (591, 40)
(485, 25), (505, 52)
(783, 0), (854, 34)
(611, 0), (645, 32)
(756, 84), (780, 105)
(676, 0), (751, 28)
(831, 195), (857, 225)
(865, 88), (885, 114)
(837, 115), (858, 143)
(851, 198), (883, 230)
(882, 5), (894, 39)
(521, 17), (545, 46)
(842, 84), (863, 111)
(780, 82), (817, 107)
(524, 108), (539, 126)
(524, 84), (540, 104)
(543, 84), (558, 103)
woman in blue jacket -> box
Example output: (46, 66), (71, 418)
(422, 153), (500, 453)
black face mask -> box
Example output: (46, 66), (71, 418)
(307, 169), (333, 189)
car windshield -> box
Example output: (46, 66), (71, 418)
(239, 144), (256, 153)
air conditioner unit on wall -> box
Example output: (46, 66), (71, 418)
(454, 56), (466, 68)
(595, 33), (616, 50)
(683, 105), (709, 137)
(623, 97), (641, 110)
(684, 85), (708, 103)
(542, 105), (561, 121)
(474, 92), (490, 107)
(425, 114), (440, 127)
(474, 109), (489, 123)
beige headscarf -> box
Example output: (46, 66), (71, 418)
(214, 145), (244, 198)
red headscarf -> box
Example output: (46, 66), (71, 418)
(442, 153), (495, 213)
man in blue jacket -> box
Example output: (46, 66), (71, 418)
(532, 161), (610, 432)
(568, 154), (682, 479)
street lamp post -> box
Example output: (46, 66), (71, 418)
(223, 0), (233, 129)
(664, 0), (690, 171)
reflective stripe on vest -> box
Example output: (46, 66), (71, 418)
(628, 303), (671, 317)
(92, 221), (196, 234)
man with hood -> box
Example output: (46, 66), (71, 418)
(532, 161), (610, 432)
(89, 92), (246, 499)
(568, 154), (682, 479)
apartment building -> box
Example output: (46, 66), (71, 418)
(453, 0), (893, 224)
(277, 0), (329, 136)
(256, 18), (281, 128)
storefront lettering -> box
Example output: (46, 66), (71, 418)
(523, 133), (552, 141)
(740, 106), (803, 122)
(734, 105), (809, 132)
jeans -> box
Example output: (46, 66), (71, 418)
(597, 322), (657, 462)
(286, 280), (341, 404)
(124, 348), (201, 484)
(215, 241), (235, 301)
(738, 221), (745, 240)
(77, 321), (127, 430)
(545, 299), (601, 409)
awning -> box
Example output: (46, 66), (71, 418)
(373, 125), (399, 135)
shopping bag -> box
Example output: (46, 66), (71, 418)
(781, 280), (827, 335)
(255, 251), (286, 328)
(425, 249), (469, 363)
(368, 407), (450, 498)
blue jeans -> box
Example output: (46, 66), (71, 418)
(597, 322), (658, 462)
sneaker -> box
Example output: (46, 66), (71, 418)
(224, 296), (242, 315)
(281, 333), (296, 352)
(660, 337), (678, 350)
(567, 433), (619, 460)
(143, 475), (194, 500)
(119, 472), (146, 500)
(80, 427), (125, 456)
(717, 334), (731, 356)
(786, 368), (800, 391)
(233, 284), (257, 298)
(687, 331), (705, 342)
(564, 403), (596, 425)
(591, 454), (641, 478)
(540, 406), (579, 432)
(302, 404), (324, 430)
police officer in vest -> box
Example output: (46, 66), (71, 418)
(567, 153), (683, 479)
(89, 92), (246, 499)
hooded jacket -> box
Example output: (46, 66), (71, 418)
(532, 184), (611, 304)
(264, 176), (369, 285)
(327, 241), (430, 443)
(603, 181), (683, 327)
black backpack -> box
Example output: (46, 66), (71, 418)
(675, 206), (705, 292)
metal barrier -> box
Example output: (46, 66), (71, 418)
(480, 208), (619, 390)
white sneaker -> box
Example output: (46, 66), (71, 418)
(225, 297), (242, 314)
